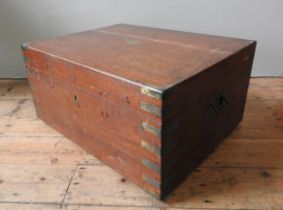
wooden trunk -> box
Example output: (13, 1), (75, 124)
(21, 24), (256, 199)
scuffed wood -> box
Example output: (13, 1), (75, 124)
(0, 119), (61, 137)
(0, 136), (101, 166)
(0, 164), (75, 203)
(231, 116), (283, 139)
(0, 203), (163, 210)
(0, 99), (36, 120)
(65, 206), (161, 210)
(0, 151), (83, 166)
(166, 167), (283, 209)
(65, 165), (166, 207)
(0, 97), (63, 139)
(231, 127), (283, 139)
(247, 86), (283, 100)
(202, 138), (283, 168)
(0, 204), (60, 210)
(245, 99), (283, 117)
(0, 80), (32, 100)
(65, 164), (283, 209)
(249, 77), (283, 87)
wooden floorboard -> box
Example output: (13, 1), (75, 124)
(0, 78), (283, 210)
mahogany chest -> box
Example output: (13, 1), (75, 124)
(21, 24), (256, 199)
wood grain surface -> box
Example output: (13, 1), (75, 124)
(21, 25), (256, 199)
(23, 24), (254, 90)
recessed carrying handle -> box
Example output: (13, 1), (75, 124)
(209, 94), (228, 114)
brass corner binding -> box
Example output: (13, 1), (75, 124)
(140, 86), (162, 198)
(140, 86), (162, 135)
(21, 43), (29, 63)
(140, 102), (161, 117)
(142, 167), (161, 198)
(21, 43), (29, 51)
(141, 122), (161, 137)
(140, 137), (161, 196)
(141, 140), (161, 157)
(142, 185), (160, 198)
(140, 87), (162, 100)
(142, 158), (160, 173)
(143, 174), (160, 189)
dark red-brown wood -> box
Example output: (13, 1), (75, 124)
(21, 24), (256, 199)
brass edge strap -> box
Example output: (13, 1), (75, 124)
(141, 122), (161, 137)
(140, 102), (161, 117)
(140, 87), (161, 100)
(143, 174), (161, 189)
(142, 158), (160, 173)
(141, 140), (161, 156)
(142, 185), (159, 198)
(21, 43), (29, 51)
(21, 44), (29, 63)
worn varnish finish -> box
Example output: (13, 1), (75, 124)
(1, 78), (283, 209)
(21, 24), (256, 199)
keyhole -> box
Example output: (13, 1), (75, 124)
(218, 95), (227, 106)
(209, 94), (228, 115)
(73, 94), (79, 108)
(73, 94), (78, 102)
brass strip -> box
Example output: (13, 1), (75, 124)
(140, 102), (161, 117)
(143, 174), (161, 189)
(21, 44), (29, 63)
(141, 122), (161, 137)
(142, 186), (159, 198)
(141, 140), (161, 156)
(21, 43), (29, 51)
(142, 158), (160, 173)
(140, 87), (161, 100)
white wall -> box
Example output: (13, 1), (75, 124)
(0, 0), (282, 78)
